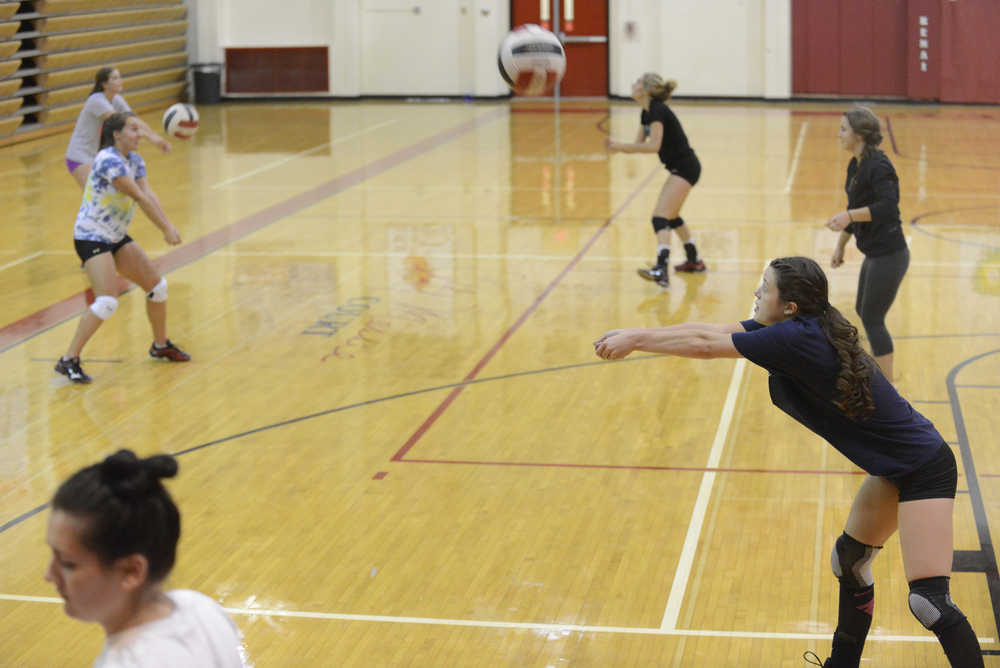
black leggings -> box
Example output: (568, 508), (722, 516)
(856, 247), (909, 357)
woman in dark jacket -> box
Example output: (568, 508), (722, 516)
(825, 106), (909, 381)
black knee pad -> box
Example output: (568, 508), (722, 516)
(831, 532), (881, 589)
(667, 217), (685, 229)
(909, 576), (966, 633)
(652, 216), (669, 233)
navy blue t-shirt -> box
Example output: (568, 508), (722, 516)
(731, 316), (942, 477)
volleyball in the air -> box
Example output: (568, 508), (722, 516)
(162, 103), (199, 139)
(498, 24), (566, 96)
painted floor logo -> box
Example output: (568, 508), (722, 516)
(322, 304), (441, 362)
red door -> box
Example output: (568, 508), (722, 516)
(511, 0), (608, 96)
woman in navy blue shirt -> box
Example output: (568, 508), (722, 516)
(606, 73), (705, 287)
(594, 256), (983, 668)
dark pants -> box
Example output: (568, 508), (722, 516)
(856, 247), (909, 357)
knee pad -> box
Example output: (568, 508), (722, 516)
(147, 277), (167, 303)
(89, 295), (118, 320)
(652, 216), (669, 233)
(909, 576), (966, 633)
(831, 532), (881, 589)
(667, 217), (685, 229)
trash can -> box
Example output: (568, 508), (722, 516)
(191, 63), (222, 105)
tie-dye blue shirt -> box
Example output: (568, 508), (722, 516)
(73, 146), (146, 243)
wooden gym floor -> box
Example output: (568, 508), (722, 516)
(0, 98), (998, 666)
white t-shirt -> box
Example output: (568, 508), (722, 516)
(74, 146), (147, 243)
(66, 92), (132, 163)
(93, 590), (247, 668)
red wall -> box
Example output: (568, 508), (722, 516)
(940, 0), (1000, 103)
(793, 0), (1000, 103)
(793, 0), (907, 97)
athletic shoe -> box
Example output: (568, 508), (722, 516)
(802, 651), (830, 667)
(637, 264), (669, 287)
(149, 339), (190, 362)
(674, 259), (707, 273)
(54, 356), (92, 384)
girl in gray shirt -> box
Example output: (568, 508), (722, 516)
(65, 66), (170, 188)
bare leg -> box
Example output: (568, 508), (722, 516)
(652, 174), (693, 246)
(70, 162), (91, 189)
(826, 475), (899, 666)
(899, 496), (984, 666)
(874, 353), (893, 383)
(65, 253), (118, 358)
(844, 475), (899, 545)
(112, 242), (166, 345)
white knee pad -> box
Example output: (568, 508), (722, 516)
(89, 295), (118, 320)
(147, 278), (167, 303)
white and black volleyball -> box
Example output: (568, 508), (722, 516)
(498, 24), (566, 96)
(162, 103), (199, 139)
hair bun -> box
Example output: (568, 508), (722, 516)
(867, 130), (883, 146)
(99, 450), (177, 497)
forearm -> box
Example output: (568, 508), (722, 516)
(618, 140), (659, 154)
(846, 206), (871, 223)
(836, 230), (852, 248)
(136, 194), (170, 230)
(630, 327), (734, 359)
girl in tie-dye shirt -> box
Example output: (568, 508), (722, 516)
(74, 145), (147, 243)
(55, 112), (190, 385)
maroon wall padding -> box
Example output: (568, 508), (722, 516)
(869, 0), (907, 96)
(795, 0), (906, 97)
(792, 0), (840, 94)
(940, 0), (1000, 103)
(225, 47), (329, 94)
(795, 0), (1000, 103)
(906, 0), (939, 100)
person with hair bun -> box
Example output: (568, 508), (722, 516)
(65, 66), (170, 189)
(45, 450), (247, 667)
(55, 111), (189, 384)
(606, 72), (706, 287)
(825, 106), (909, 381)
(594, 257), (984, 668)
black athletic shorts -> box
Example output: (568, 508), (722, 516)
(665, 154), (701, 186)
(888, 442), (958, 502)
(74, 235), (133, 263)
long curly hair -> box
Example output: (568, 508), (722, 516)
(769, 257), (875, 419)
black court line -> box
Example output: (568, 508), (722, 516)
(0, 355), (661, 534)
(946, 348), (1000, 638)
(5, 345), (1000, 653)
(909, 207), (1000, 252)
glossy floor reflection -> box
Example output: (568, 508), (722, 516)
(1, 99), (998, 666)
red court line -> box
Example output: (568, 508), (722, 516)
(401, 458), (870, 476)
(391, 166), (662, 462)
(0, 108), (507, 353)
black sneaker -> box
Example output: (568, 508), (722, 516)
(149, 339), (190, 362)
(637, 264), (669, 287)
(802, 651), (829, 667)
(54, 356), (92, 384)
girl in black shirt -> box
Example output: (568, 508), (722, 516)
(607, 73), (705, 287)
(825, 107), (909, 381)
